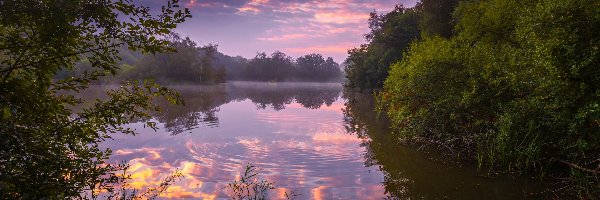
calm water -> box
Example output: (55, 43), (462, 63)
(94, 82), (544, 199)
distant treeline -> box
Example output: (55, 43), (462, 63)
(229, 51), (342, 82)
(57, 34), (342, 84)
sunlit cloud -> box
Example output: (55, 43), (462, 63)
(313, 10), (370, 24)
(238, 0), (418, 60)
(186, 0), (196, 7)
(236, 0), (270, 14)
(185, 0), (224, 8)
(170, 0), (418, 62)
(285, 43), (355, 54)
(257, 33), (310, 41)
(237, 6), (260, 14)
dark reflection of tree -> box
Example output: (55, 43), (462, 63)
(153, 85), (228, 135)
(342, 91), (410, 199)
(294, 87), (339, 109)
(229, 85), (295, 111)
(227, 82), (341, 111)
(73, 83), (343, 135)
(151, 82), (342, 134)
(342, 90), (543, 199)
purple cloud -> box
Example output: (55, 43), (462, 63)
(138, 0), (418, 62)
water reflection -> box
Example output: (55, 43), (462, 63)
(152, 82), (342, 134)
(342, 91), (545, 199)
(227, 83), (340, 111)
(101, 82), (386, 199)
(153, 85), (227, 134)
(94, 83), (544, 199)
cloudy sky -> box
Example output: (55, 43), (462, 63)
(142, 0), (418, 62)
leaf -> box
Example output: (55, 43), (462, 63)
(2, 107), (11, 119)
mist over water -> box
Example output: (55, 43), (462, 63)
(91, 82), (543, 199)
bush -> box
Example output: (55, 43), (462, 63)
(380, 0), (599, 197)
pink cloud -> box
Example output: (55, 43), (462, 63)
(237, 0), (270, 14)
(176, 0), (418, 62)
(251, 0), (414, 52)
(257, 33), (310, 41)
(285, 43), (356, 54)
(186, 0), (222, 8)
(314, 10), (370, 24)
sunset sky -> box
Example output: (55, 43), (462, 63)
(143, 0), (418, 62)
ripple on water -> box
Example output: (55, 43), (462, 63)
(183, 128), (377, 193)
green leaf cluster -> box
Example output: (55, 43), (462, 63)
(380, 0), (599, 197)
(344, 0), (458, 90)
(0, 0), (190, 198)
(124, 34), (226, 84)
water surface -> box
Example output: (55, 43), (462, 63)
(96, 82), (543, 199)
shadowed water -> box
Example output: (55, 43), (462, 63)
(92, 82), (544, 199)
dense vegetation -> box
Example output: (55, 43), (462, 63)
(236, 51), (342, 82)
(59, 43), (342, 84)
(124, 34), (227, 84)
(344, 0), (458, 90)
(0, 0), (190, 198)
(373, 0), (599, 197)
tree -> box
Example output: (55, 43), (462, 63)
(0, 0), (190, 198)
(242, 51), (295, 81)
(270, 51), (295, 81)
(296, 53), (341, 82)
(344, 5), (420, 90)
(415, 0), (459, 38)
(125, 35), (225, 84)
(324, 57), (342, 81)
(238, 51), (340, 82)
(380, 0), (599, 197)
(296, 53), (326, 80)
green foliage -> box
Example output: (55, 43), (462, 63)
(344, 0), (461, 90)
(296, 54), (341, 82)
(240, 51), (341, 82)
(415, 0), (459, 38)
(344, 5), (421, 90)
(242, 51), (296, 82)
(380, 0), (599, 197)
(125, 34), (226, 84)
(0, 0), (190, 198)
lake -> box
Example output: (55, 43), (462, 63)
(95, 82), (544, 199)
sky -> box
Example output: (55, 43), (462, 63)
(140, 0), (418, 63)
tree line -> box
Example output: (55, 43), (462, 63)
(57, 35), (342, 84)
(124, 34), (227, 84)
(228, 51), (342, 82)
(345, 0), (599, 197)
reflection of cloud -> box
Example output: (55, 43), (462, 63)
(311, 185), (328, 200)
(122, 159), (221, 199)
(101, 94), (386, 199)
(114, 147), (165, 164)
(312, 132), (361, 145)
